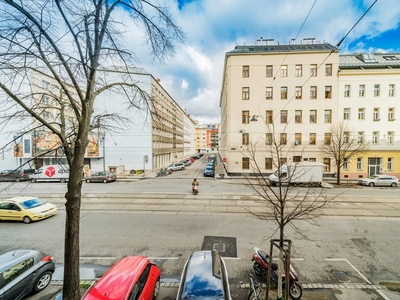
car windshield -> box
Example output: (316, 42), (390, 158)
(20, 198), (47, 209)
(368, 175), (379, 179)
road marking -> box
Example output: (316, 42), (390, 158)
(79, 257), (117, 260)
(148, 257), (179, 260)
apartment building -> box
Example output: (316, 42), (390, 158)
(0, 68), (197, 173)
(220, 39), (400, 178)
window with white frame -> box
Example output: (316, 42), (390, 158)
(266, 87), (273, 100)
(324, 110), (332, 123)
(266, 65), (273, 77)
(358, 108), (365, 120)
(359, 85), (365, 97)
(373, 108), (380, 121)
(343, 158), (349, 170)
(344, 85), (350, 97)
(325, 86), (332, 99)
(295, 65), (302, 77)
(372, 131), (379, 144)
(357, 158), (362, 170)
(266, 110), (273, 124)
(242, 66), (249, 78)
(295, 133), (302, 145)
(388, 107), (395, 121)
(389, 84), (395, 97)
(309, 133), (316, 145)
(295, 110), (302, 123)
(295, 86), (302, 99)
(387, 131), (394, 144)
(325, 64), (332, 76)
(358, 131), (364, 143)
(310, 110), (317, 123)
(266, 133), (273, 145)
(281, 87), (288, 100)
(388, 157), (394, 170)
(42, 80), (50, 90)
(343, 131), (350, 143)
(343, 108), (350, 120)
(310, 86), (317, 99)
(374, 84), (380, 97)
(42, 95), (50, 104)
(281, 65), (287, 77)
(280, 110), (287, 123)
(310, 64), (317, 76)
(323, 158), (331, 171)
(242, 87), (250, 100)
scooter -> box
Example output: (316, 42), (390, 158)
(192, 184), (199, 195)
(252, 247), (302, 300)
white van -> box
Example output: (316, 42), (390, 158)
(30, 165), (69, 183)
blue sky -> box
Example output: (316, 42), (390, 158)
(118, 0), (400, 124)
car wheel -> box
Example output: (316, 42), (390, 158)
(33, 271), (52, 293)
(369, 182), (375, 187)
(391, 182), (397, 187)
(86, 179), (91, 183)
(102, 179), (108, 183)
(181, 167), (184, 170)
(15, 177), (21, 182)
(23, 216), (32, 224)
(60, 178), (66, 183)
(31, 178), (37, 183)
(153, 277), (160, 299)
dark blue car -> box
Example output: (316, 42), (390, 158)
(176, 250), (231, 300)
(204, 166), (215, 177)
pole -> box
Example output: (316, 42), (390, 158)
(102, 134), (106, 172)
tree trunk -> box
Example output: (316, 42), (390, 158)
(336, 164), (341, 185)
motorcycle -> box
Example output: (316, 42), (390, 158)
(252, 247), (302, 300)
(192, 184), (199, 195)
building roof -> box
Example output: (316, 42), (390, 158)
(339, 53), (400, 69)
(229, 43), (337, 54)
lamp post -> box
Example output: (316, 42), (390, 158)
(100, 133), (106, 172)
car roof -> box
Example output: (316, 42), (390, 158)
(0, 250), (40, 272)
(181, 251), (226, 300)
(1, 196), (40, 204)
(83, 256), (149, 300)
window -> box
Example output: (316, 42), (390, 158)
(242, 110), (249, 124)
(242, 87), (249, 100)
(343, 108), (350, 120)
(293, 156), (301, 162)
(310, 110), (317, 123)
(374, 84), (380, 97)
(295, 65), (302, 77)
(266, 133), (272, 145)
(359, 84), (365, 97)
(295, 110), (302, 123)
(309, 133), (316, 145)
(242, 157), (250, 169)
(280, 157), (287, 165)
(388, 158), (394, 170)
(295, 133), (302, 145)
(295, 86), (302, 99)
(343, 131), (350, 143)
(266, 65), (273, 77)
(387, 131), (394, 144)
(324, 133), (331, 145)
(281, 87), (288, 100)
(358, 108), (365, 120)
(309, 158), (316, 162)
(280, 110), (287, 123)
(42, 95), (50, 104)
(324, 110), (332, 123)
(358, 131), (364, 143)
(372, 131), (379, 144)
(42, 111), (50, 120)
(242, 133), (249, 145)
(388, 108), (395, 121)
(280, 133), (287, 145)
(373, 108), (380, 121)
(310, 86), (317, 99)
(281, 65), (287, 77)
(389, 84), (395, 97)
(325, 86), (332, 99)
(323, 158), (331, 171)
(242, 66), (249, 78)
(344, 85), (350, 97)
(265, 158), (273, 169)
(325, 64), (332, 76)
(343, 158), (349, 170)
(42, 80), (50, 89)
(357, 158), (362, 170)
(310, 64), (317, 76)
(266, 87), (273, 100)
(266, 110), (273, 124)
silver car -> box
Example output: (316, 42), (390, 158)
(167, 163), (185, 171)
(358, 175), (398, 187)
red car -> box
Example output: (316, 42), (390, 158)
(82, 256), (161, 300)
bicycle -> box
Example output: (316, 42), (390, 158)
(248, 273), (263, 300)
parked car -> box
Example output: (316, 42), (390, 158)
(86, 171), (117, 183)
(204, 166), (215, 177)
(190, 155), (200, 160)
(176, 250), (231, 300)
(188, 157), (195, 163)
(0, 169), (27, 182)
(358, 174), (399, 187)
(167, 163), (185, 171)
(0, 249), (55, 300)
(82, 256), (160, 300)
(180, 159), (192, 166)
(0, 196), (58, 224)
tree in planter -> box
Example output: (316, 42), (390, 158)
(242, 126), (335, 300)
(319, 121), (369, 185)
(0, 1), (184, 299)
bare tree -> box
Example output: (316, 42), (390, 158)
(319, 121), (369, 185)
(242, 125), (335, 299)
(0, 1), (184, 299)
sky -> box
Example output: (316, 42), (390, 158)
(118, 0), (400, 124)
